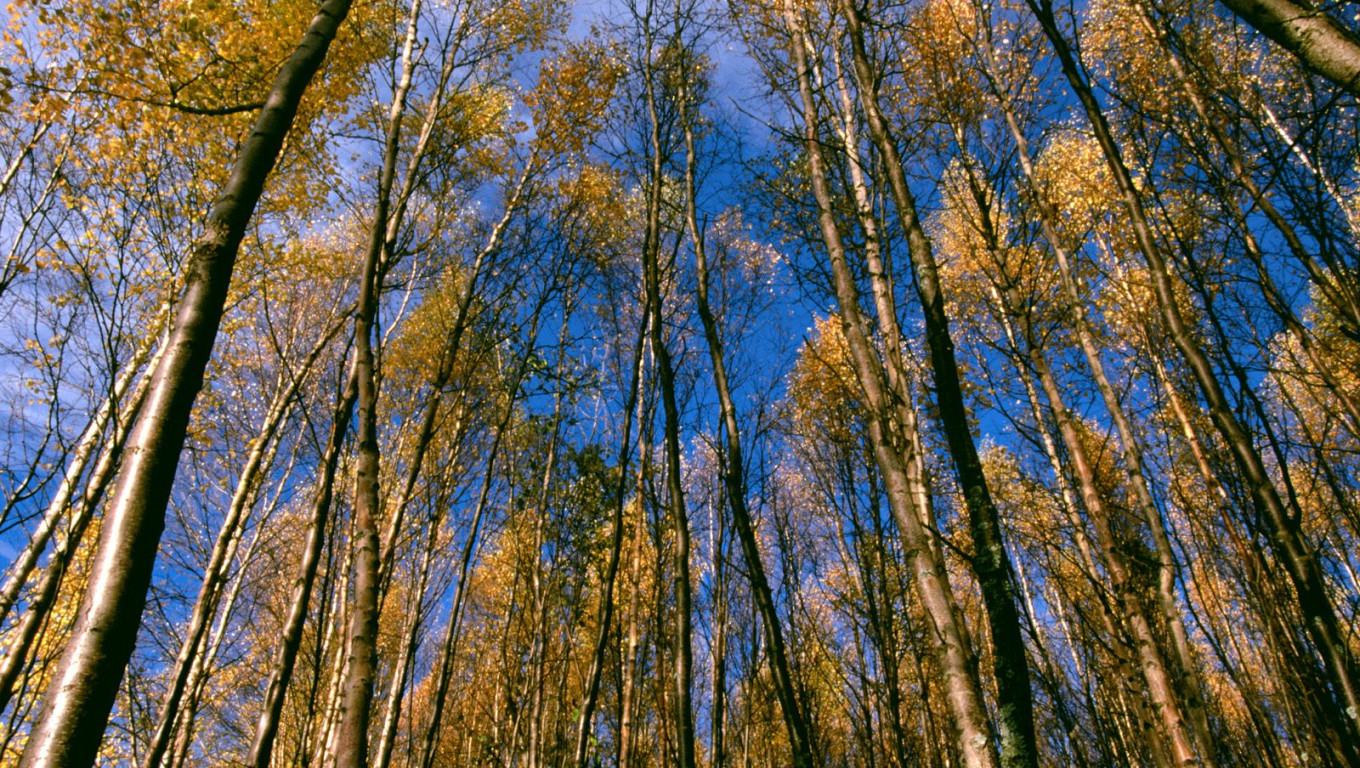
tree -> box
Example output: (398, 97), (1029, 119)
(15, 4), (355, 766)
(1217, 0), (1360, 97)
(0, 0), (1356, 764)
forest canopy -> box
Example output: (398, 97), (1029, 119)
(0, 0), (1357, 766)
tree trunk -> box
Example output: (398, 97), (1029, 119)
(0, 338), (160, 715)
(974, 35), (1221, 758)
(571, 304), (647, 767)
(527, 346), (568, 768)
(414, 342), (538, 768)
(638, 17), (697, 768)
(143, 313), (345, 768)
(836, 6), (1039, 765)
(167, 456), (293, 768)
(999, 278), (1201, 768)
(783, 6), (1002, 766)
(246, 361), (358, 768)
(1217, 0), (1360, 97)
(0, 323), (161, 632)
(15, 3), (353, 765)
(709, 493), (728, 768)
(371, 503), (443, 768)
(682, 81), (815, 766)
(1029, 0), (1360, 752)
(617, 455), (649, 768)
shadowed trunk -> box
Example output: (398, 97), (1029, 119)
(783, 5), (1003, 766)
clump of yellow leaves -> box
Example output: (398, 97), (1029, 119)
(525, 39), (625, 156)
(910, 0), (986, 124)
(423, 84), (517, 182)
(788, 314), (862, 448)
(552, 161), (636, 271)
(1032, 126), (1118, 248)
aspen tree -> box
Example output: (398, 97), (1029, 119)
(1218, 0), (1360, 96)
(16, 4), (354, 765)
(778, 4), (1005, 765)
(1027, 0), (1360, 756)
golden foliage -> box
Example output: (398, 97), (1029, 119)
(1031, 126), (1118, 246)
(788, 315), (862, 447)
(526, 39), (625, 155)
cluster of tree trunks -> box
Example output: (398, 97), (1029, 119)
(0, 0), (1354, 766)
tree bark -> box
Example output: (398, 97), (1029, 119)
(783, 6), (1001, 766)
(0, 338), (160, 716)
(835, 6), (1039, 765)
(371, 498), (444, 768)
(142, 312), (345, 768)
(245, 361), (358, 768)
(0, 323), (161, 632)
(682, 78), (815, 767)
(616, 446), (650, 768)
(166, 453), (294, 768)
(1218, 0), (1360, 97)
(644, 97), (699, 768)
(15, 5), (352, 764)
(1029, 0), (1360, 751)
(996, 278), (1201, 768)
(329, 3), (428, 763)
(970, 29), (1223, 758)
(414, 342), (537, 768)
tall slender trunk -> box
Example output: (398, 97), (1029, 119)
(246, 359), (358, 768)
(438, 432), (516, 760)
(571, 304), (647, 767)
(836, 5), (1038, 764)
(143, 313), (345, 768)
(0, 338), (162, 715)
(1002, 339), (1153, 766)
(709, 493), (728, 768)
(681, 79), (815, 766)
(617, 440), (650, 768)
(16, 4), (353, 765)
(314, 514), (358, 767)
(1029, 1), (1360, 752)
(1011, 558), (1091, 768)
(650, 511), (676, 767)
(415, 341), (538, 768)
(647, 131), (698, 768)
(329, 4), (428, 764)
(329, 200), (382, 768)
(371, 498), (445, 768)
(635, 8), (696, 765)
(0, 322), (162, 632)
(860, 490), (914, 768)
(1147, 348), (1294, 767)
(942, 90), (1208, 761)
(167, 453), (295, 768)
(413, 433), (505, 768)
(782, 6), (1000, 766)
(527, 336), (570, 768)
(995, 277), (1200, 768)
(824, 49), (917, 768)
(970, 25), (1221, 757)
(305, 497), (360, 768)
(647, 137), (698, 768)
(373, 158), (533, 610)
